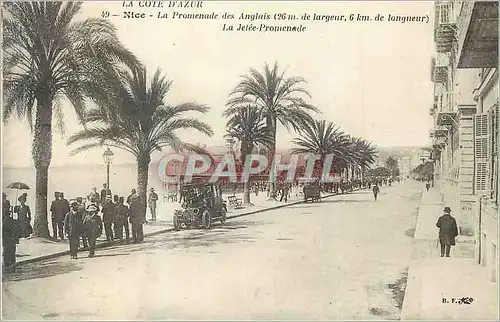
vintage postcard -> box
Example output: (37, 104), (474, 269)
(1, 0), (499, 320)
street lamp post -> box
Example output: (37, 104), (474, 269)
(103, 148), (114, 194)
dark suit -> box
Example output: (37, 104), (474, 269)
(50, 199), (69, 240)
(436, 213), (458, 257)
(82, 213), (103, 257)
(64, 210), (80, 257)
(102, 201), (115, 242)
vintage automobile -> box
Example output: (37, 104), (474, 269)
(173, 183), (227, 230)
(303, 184), (321, 202)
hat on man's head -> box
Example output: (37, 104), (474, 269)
(444, 206), (451, 213)
(86, 204), (98, 212)
(70, 202), (79, 209)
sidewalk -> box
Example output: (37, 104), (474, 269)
(401, 258), (498, 320)
(12, 190), (328, 265)
(401, 187), (498, 320)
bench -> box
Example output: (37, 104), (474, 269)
(227, 195), (244, 209)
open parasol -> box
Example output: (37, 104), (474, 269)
(6, 182), (30, 190)
(6, 182), (30, 208)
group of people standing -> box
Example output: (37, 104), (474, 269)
(60, 186), (154, 259)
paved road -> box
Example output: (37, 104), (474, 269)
(2, 181), (422, 320)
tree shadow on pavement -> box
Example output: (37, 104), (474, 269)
(322, 199), (374, 204)
(2, 260), (83, 282)
(90, 253), (130, 258)
(122, 219), (271, 253)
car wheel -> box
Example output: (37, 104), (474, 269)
(173, 216), (180, 231)
(220, 207), (227, 225)
(202, 210), (212, 229)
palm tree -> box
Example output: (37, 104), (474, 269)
(346, 137), (377, 182)
(290, 120), (349, 180)
(385, 156), (399, 177)
(67, 66), (214, 207)
(3, 2), (138, 237)
(224, 62), (319, 198)
(225, 106), (273, 205)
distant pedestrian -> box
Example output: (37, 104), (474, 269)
(148, 188), (158, 221)
(64, 202), (81, 259)
(372, 184), (380, 201)
(280, 184), (289, 202)
(436, 206), (459, 258)
(425, 183), (430, 192)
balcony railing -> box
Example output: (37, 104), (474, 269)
(437, 91), (454, 112)
(434, 1), (457, 53)
(432, 53), (449, 83)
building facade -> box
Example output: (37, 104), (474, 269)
(430, 1), (498, 283)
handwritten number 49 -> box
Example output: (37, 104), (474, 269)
(101, 11), (110, 18)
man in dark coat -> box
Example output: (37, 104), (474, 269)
(114, 197), (130, 244)
(64, 202), (81, 259)
(50, 192), (66, 240)
(101, 196), (115, 242)
(148, 188), (159, 221)
(436, 206), (459, 257)
(75, 197), (88, 248)
(129, 193), (144, 243)
(372, 184), (380, 201)
(2, 193), (18, 267)
(100, 183), (111, 205)
(82, 204), (103, 258)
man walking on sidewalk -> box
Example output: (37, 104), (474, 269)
(148, 188), (158, 221)
(64, 202), (80, 259)
(372, 184), (380, 201)
(436, 206), (459, 257)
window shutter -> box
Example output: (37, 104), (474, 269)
(474, 113), (488, 194)
(490, 105), (499, 202)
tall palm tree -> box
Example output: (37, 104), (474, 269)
(224, 62), (319, 198)
(346, 137), (377, 182)
(385, 156), (399, 177)
(225, 106), (273, 204)
(291, 120), (350, 180)
(67, 66), (214, 207)
(3, 2), (138, 237)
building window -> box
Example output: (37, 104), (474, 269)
(490, 105), (498, 204)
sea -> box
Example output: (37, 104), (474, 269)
(2, 163), (167, 210)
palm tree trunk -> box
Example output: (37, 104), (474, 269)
(241, 142), (252, 205)
(267, 118), (277, 200)
(32, 102), (52, 238)
(137, 154), (151, 219)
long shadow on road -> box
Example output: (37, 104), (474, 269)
(118, 219), (272, 254)
(2, 260), (83, 282)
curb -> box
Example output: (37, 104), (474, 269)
(15, 191), (353, 266)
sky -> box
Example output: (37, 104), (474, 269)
(2, 1), (435, 167)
